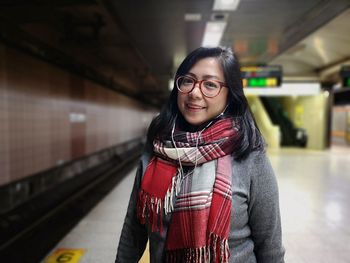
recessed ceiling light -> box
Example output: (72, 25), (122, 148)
(201, 21), (227, 47)
(169, 78), (174, 91)
(184, 13), (202, 21)
(213, 0), (241, 11)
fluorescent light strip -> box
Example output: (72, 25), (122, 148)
(244, 83), (321, 96)
(169, 78), (174, 91)
(213, 0), (241, 11)
(184, 13), (202, 21)
(201, 21), (227, 47)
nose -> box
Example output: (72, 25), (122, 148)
(189, 82), (203, 99)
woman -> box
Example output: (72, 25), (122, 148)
(116, 47), (285, 263)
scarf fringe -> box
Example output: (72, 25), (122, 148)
(164, 168), (182, 214)
(166, 234), (229, 263)
(137, 189), (163, 232)
(137, 168), (182, 232)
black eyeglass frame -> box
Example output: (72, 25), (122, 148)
(175, 75), (227, 98)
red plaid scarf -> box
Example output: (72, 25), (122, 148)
(137, 118), (239, 262)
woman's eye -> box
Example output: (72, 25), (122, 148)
(183, 78), (194, 85)
(204, 81), (218, 89)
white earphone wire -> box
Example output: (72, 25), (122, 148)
(171, 116), (183, 177)
(173, 104), (228, 169)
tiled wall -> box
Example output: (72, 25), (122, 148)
(332, 105), (350, 146)
(0, 43), (156, 186)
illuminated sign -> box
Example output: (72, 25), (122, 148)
(241, 65), (282, 88)
(343, 77), (350, 87)
(340, 65), (350, 88)
(243, 78), (278, 87)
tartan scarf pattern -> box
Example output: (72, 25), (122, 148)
(137, 118), (239, 263)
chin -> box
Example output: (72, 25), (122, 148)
(184, 116), (207, 127)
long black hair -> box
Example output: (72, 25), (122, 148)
(147, 46), (264, 160)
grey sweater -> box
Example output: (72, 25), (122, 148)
(116, 150), (285, 263)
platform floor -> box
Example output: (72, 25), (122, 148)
(43, 146), (350, 263)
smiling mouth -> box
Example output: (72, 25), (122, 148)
(186, 104), (205, 110)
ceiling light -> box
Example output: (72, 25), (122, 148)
(213, 0), (241, 11)
(184, 13), (202, 21)
(169, 79), (174, 91)
(244, 83), (321, 96)
(201, 21), (227, 47)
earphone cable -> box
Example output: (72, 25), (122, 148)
(171, 116), (183, 177)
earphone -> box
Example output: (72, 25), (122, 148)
(171, 104), (228, 180)
(217, 104), (228, 118)
(167, 104), (229, 213)
(171, 116), (211, 186)
(171, 116), (184, 178)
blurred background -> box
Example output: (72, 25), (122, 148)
(0, 0), (350, 262)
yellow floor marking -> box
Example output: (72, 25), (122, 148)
(44, 248), (85, 263)
(139, 241), (150, 263)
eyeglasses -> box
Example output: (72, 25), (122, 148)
(176, 75), (226, 98)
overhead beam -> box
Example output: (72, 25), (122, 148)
(316, 56), (350, 82)
(0, 0), (97, 8)
(264, 0), (350, 62)
(316, 56), (350, 73)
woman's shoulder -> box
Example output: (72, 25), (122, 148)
(232, 149), (273, 178)
(139, 143), (154, 172)
(233, 148), (268, 166)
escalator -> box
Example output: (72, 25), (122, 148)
(260, 97), (307, 147)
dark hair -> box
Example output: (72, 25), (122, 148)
(147, 46), (264, 160)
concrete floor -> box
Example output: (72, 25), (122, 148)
(43, 146), (350, 263)
(270, 146), (350, 263)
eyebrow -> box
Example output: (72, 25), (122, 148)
(186, 72), (222, 81)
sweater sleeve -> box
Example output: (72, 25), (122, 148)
(248, 152), (285, 263)
(115, 161), (148, 263)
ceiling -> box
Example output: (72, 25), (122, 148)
(0, 0), (349, 107)
(271, 7), (350, 83)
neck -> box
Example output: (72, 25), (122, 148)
(178, 115), (223, 133)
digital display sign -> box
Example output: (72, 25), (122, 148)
(345, 77), (350, 87)
(241, 65), (282, 88)
(243, 78), (278, 87)
(340, 66), (350, 88)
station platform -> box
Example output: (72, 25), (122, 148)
(41, 165), (148, 263)
(42, 147), (350, 263)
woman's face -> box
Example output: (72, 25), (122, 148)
(177, 57), (229, 127)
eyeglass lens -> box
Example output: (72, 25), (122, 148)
(176, 76), (221, 97)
